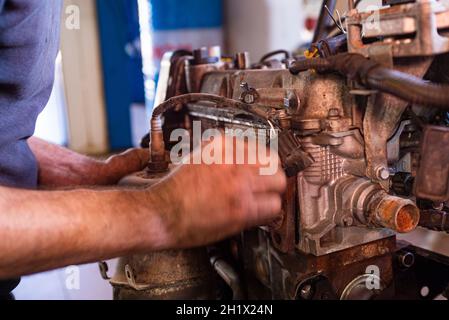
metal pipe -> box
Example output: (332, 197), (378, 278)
(343, 178), (420, 234)
(148, 117), (169, 173)
(370, 194), (420, 233)
(151, 93), (273, 119)
(213, 259), (244, 300)
(235, 52), (251, 70)
(209, 251), (245, 300)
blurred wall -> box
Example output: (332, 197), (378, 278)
(61, 0), (109, 155)
(223, 0), (386, 62)
(34, 53), (68, 146)
(224, 0), (317, 61)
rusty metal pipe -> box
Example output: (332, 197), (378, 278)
(371, 195), (420, 233)
(289, 58), (333, 74)
(148, 117), (169, 173)
(151, 93), (272, 119)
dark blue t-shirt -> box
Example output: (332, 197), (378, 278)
(0, 0), (62, 189)
(0, 0), (62, 296)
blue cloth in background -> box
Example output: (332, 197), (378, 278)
(151, 0), (223, 30)
(96, 0), (145, 150)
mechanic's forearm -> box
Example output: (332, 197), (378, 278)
(28, 137), (148, 187)
(28, 137), (105, 186)
(0, 186), (164, 279)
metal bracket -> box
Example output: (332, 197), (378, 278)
(98, 261), (111, 280)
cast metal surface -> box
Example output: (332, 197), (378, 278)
(111, 249), (218, 300)
(347, 0), (449, 58)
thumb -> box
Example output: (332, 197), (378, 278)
(104, 148), (150, 183)
(115, 148), (150, 172)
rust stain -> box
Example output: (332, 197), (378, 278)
(396, 206), (418, 233)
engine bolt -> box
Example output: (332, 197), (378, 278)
(343, 216), (354, 227)
(243, 94), (255, 104)
(398, 251), (415, 268)
(328, 108), (341, 120)
(376, 166), (390, 181)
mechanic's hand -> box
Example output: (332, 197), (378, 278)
(29, 136), (150, 187)
(99, 148), (150, 184)
(145, 139), (287, 249)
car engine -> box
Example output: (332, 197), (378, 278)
(101, 0), (449, 300)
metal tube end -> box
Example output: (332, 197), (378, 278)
(373, 196), (420, 233)
(148, 117), (169, 173)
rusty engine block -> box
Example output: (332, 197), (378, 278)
(105, 0), (449, 300)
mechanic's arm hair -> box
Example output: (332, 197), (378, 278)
(28, 137), (149, 187)
(0, 186), (162, 279)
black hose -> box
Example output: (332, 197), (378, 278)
(289, 53), (449, 110)
(367, 68), (449, 108)
(310, 34), (348, 58)
(289, 58), (333, 74)
(260, 50), (291, 63)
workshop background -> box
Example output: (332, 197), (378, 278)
(15, 0), (449, 300)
